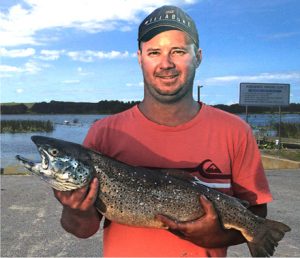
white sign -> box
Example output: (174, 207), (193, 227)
(239, 83), (290, 106)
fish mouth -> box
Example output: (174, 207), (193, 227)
(16, 155), (37, 170)
(16, 146), (49, 174)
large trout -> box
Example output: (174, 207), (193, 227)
(16, 136), (290, 257)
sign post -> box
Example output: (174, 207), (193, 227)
(197, 85), (203, 102)
(239, 83), (290, 149)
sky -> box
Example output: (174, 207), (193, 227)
(1, 0), (300, 105)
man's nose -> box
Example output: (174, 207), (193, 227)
(159, 53), (175, 69)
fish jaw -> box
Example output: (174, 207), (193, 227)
(16, 155), (42, 174)
(16, 154), (64, 190)
(16, 136), (94, 191)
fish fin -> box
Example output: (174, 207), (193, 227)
(247, 219), (291, 257)
(239, 199), (250, 208)
(160, 168), (197, 182)
(231, 197), (250, 208)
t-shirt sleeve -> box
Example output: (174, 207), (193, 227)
(83, 122), (99, 150)
(231, 126), (273, 206)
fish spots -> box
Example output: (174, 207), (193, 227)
(37, 153), (93, 191)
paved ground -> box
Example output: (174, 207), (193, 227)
(1, 169), (299, 257)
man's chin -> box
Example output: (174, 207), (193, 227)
(153, 90), (186, 104)
(155, 85), (182, 96)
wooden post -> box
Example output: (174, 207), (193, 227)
(278, 106), (282, 149)
(197, 85), (203, 102)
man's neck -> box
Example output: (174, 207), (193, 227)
(138, 99), (201, 127)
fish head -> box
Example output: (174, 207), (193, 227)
(16, 135), (94, 191)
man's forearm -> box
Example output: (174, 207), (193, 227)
(61, 206), (102, 239)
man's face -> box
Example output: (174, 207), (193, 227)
(138, 30), (202, 104)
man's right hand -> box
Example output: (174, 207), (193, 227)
(53, 177), (99, 212)
(53, 177), (102, 238)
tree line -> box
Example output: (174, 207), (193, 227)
(1, 100), (300, 114)
(0, 100), (139, 114)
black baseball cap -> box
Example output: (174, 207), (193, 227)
(138, 5), (199, 48)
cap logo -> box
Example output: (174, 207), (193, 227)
(144, 13), (191, 27)
(165, 10), (175, 14)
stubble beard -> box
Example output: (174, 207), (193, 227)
(143, 70), (196, 104)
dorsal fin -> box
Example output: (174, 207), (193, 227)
(159, 168), (196, 182)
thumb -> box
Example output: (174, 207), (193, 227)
(199, 195), (217, 218)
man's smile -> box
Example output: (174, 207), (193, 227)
(155, 72), (179, 80)
(157, 75), (178, 79)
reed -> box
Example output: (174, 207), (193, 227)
(273, 122), (300, 138)
(1, 120), (54, 133)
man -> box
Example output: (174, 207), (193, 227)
(54, 5), (273, 257)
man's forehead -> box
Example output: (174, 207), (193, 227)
(141, 30), (194, 49)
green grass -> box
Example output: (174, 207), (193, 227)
(273, 122), (300, 139)
(261, 149), (300, 162)
(1, 120), (54, 133)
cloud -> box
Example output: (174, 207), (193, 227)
(126, 82), (143, 87)
(0, 64), (22, 73)
(67, 50), (133, 62)
(16, 88), (24, 94)
(262, 32), (300, 40)
(61, 79), (80, 84)
(0, 60), (47, 76)
(38, 50), (65, 60)
(23, 60), (44, 73)
(0, 0), (197, 46)
(0, 47), (35, 57)
(204, 72), (300, 84)
(77, 67), (91, 76)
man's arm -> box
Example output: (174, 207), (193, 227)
(157, 195), (268, 248)
(53, 178), (102, 239)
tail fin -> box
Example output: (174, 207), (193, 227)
(247, 219), (291, 257)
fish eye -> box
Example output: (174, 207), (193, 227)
(49, 148), (59, 156)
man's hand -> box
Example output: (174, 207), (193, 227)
(53, 177), (99, 213)
(53, 178), (102, 238)
(157, 195), (240, 248)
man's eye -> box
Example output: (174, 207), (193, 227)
(172, 50), (186, 56)
(148, 51), (160, 56)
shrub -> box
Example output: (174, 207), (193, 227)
(1, 120), (54, 133)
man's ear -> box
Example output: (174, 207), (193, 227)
(196, 48), (202, 67)
(137, 50), (142, 66)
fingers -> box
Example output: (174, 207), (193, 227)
(156, 215), (190, 234)
(156, 215), (179, 230)
(199, 195), (218, 220)
(156, 195), (217, 236)
(81, 178), (99, 210)
(52, 178), (99, 211)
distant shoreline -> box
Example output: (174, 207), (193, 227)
(1, 100), (300, 115)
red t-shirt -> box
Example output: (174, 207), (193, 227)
(83, 103), (273, 257)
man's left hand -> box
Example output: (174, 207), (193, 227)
(156, 195), (226, 248)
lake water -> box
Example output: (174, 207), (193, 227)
(1, 113), (300, 168)
(1, 114), (107, 168)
